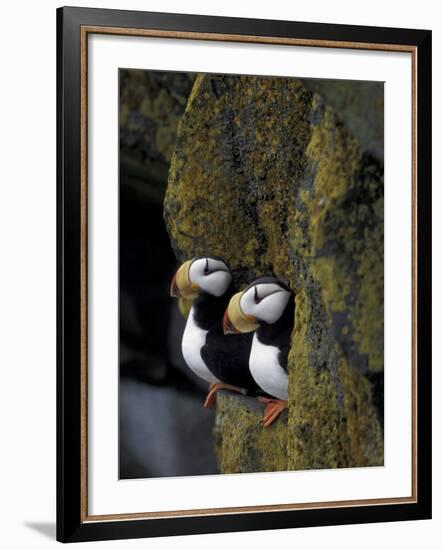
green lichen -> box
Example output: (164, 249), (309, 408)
(164, 74), (384, 472)
(120, 69), (195, 172)
(165, 74), (312, 285)
(338, 359), (384, 465)
(305, 105), (384, 374)
(215, 392), (288, 473)
(302, 78), (384, 162)
(288, 288), (346, 469)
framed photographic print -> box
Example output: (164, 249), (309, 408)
(56, 6), (432, 543)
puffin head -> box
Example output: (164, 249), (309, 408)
(223, 277), (292, 334)
(170, 257), (232, 299)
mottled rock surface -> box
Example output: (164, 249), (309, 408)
(301, 79), (384, 162)
(120, 70), (195, 201)
(214, 392), (288, 474)
(165, 74), (384, 472)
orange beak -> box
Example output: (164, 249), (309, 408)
(170, 274), (180, 297)
(223, 309), (240, 334)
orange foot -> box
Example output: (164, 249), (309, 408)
(203, 383), (243, 409)
(258, 397), (288, 427)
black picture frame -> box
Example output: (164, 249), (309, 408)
(57, 6), (432, 543)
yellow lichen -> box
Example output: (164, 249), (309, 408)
(164, 74), (384, 472)
(215, 392), (288, 473)
(288, 288), (346, 469)
(339, 359), (383, 465)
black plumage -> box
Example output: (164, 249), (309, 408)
(193, 286), (260, 394)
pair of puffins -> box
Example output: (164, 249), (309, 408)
(170, 256), (293, 427)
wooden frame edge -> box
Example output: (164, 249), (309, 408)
(411, 47), (418, 503)
(84, 496), (416, 523)
(76, 23), (422, 527)
(82, 24), (417, 52)
(80, 24), (89, 524)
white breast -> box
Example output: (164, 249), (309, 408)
(249, 333), (288, 400)
(181, 306), (221, 384)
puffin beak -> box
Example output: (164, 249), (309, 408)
(224, 291), (259, 334)
(170, 260), (200, 300)
(223, 309), (240, 334)
(170, 274), (180, 297)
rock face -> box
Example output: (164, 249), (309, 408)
(214, 391), (288, 474)
(301, 79), (384, 163)
(120, 70), (195, 199)
(164, 74), (384, 472)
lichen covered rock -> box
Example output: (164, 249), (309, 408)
(214, 392), (288, 473)
(301, 79), (384, 162)
(164, 74), (384, 471)
(120, 70), (195, 196)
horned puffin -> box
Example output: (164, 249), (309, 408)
(223, 277), (294, 427)
(170, 257), (259, 408)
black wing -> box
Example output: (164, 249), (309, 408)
(200, 330), (259, 393)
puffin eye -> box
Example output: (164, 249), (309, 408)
(254, 286), (261, 303)
(204, 258), (210, 275)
